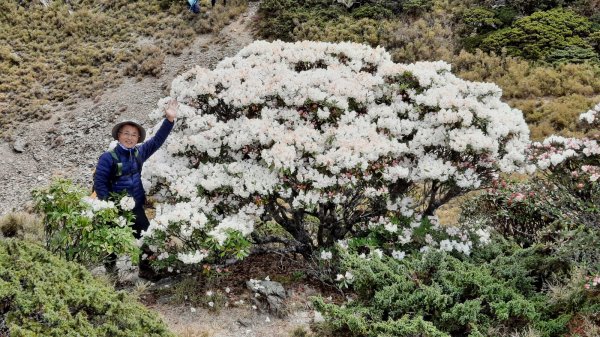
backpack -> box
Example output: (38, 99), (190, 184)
(91, 148), (143, 198)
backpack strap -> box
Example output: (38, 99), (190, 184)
(108, 149), (123, 176)
(133, 147), (143, 171)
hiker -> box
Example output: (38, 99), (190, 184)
(188, 0), (200, 13)
(94, 98), (178, 280)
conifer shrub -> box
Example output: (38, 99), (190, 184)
(313, 246), (599, 337)
(479, 9), (597, 63)
(0, 239), (174, 337)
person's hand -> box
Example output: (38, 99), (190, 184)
(165, 98), (178, 122)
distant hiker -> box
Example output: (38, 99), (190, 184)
(188, 0), (200, 13)
(94, 99), (178, 280)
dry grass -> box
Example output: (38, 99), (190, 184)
(0, 211), (44, 242)
(0, 0), (247, 139)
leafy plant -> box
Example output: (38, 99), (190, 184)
(31, 179), (139, 266)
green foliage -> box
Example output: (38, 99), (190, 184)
(314, 246), (599, 337)
(351, 4), (394, 20)
(504, 0), (575, 15)
(31, 179), (139, 266)
(480, 9), (595, 62)
(461, 7), (502, 34)
(0, 239), (174, 336)
(255, 0), (431, 44)
(545, 45), (599, 64)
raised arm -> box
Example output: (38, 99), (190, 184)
(138, 99), (178, 161)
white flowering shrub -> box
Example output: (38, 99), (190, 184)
(527, 105), (600, 229)
(465, 103), (600, 246)
(32, 179), (140, 265)
(142, 40), (530, 265)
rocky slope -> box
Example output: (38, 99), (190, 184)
(0, 3), (257, 215)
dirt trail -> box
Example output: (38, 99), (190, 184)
(0, 3), (256, 215)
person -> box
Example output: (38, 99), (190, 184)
(94, 99), (178, 280)
(187, 0), (200, 13)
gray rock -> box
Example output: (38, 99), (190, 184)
(13, 138), (27, 153)
(246, 280), (287, 317)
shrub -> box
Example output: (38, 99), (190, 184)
(31, 179), (139, 266)
(124, 44), (166, 78)
(313, 245), (599, 337)
(462, 104), (600, 248)
(0, 212), (43, 242)
(480, 9), (596, 63)
(139, 40), (531, 269)
(0, 239), (174, 336)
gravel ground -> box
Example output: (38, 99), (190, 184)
(0, 3), (257, 215)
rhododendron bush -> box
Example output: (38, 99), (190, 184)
(527, 104), (600, 229)
(464, 104), (600, 247)
(141, 40), (531, 265)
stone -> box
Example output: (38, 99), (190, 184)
(13, 138), (27, 153)
(246, 280), (287, 317)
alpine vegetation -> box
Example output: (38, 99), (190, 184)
(140, 40), (532, 266)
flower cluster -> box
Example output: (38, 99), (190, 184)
(339, 214), (491, 262)
(530, 104), (600, 185)
(579, 102), (599, 127)
(141, 41), (530, 264)
(584, 274), (600, 291)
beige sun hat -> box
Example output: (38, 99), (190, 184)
(111, 120), (146, 142)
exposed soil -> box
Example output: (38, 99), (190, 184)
(130, 253), (343, 337)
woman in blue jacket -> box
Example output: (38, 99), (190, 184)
(94, 99), (178, 279)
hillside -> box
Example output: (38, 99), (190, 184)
(0, 1), (255, 215)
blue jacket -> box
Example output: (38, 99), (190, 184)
(94, 119), (174, 207)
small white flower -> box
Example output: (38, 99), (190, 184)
(190, 307), (196, 313)
(206, 290), (213, 297)
(208, 301), (214, 307)
(225, 287), (231, 293)
(392, 250), (405, 260)
(119, 196), (136, 211)
(320, 250), (333, 260)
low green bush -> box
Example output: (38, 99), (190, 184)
(0, 239), (174, 336)
(479, 9), (597, 63)
(313, 246), (599, 337)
